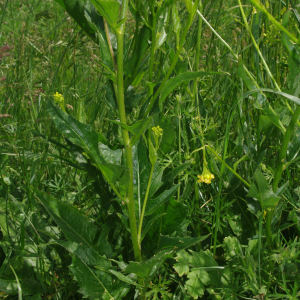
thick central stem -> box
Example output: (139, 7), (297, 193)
(116, 1), (142, 263)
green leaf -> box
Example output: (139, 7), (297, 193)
(124, 25), (150, 81)
(148, 167), (163, 198)
(0, 278), (42, 296)
(129, 118), (151, 147)
(145, 185), (180, 216)
(172, 2), (181, 46)
(57, 241), (130, 299)
(186, 269), (208, 298)
(247, 170), (280, 208)
(85, 1), (114, 72)
(33, 188), (108, 256)
(133, 140), (151, 216)
(152, 114), (176, 154)
(162, 199), (188, 236)
(53, 0), (97, 43)
(162, 162), (191, 184)
(189, 250), (218, 268)
(158, 235), (210, 252)
(47, 100), (102, 165)
(98, 143), (122, 164)
(263, 106), (283, 132)
(141, 213), (166, 241)
(148, 139), (157, 166)
(259, 115), (273, 133)
(89, 0), (119, 29)
(125, 235), (209, 279)
(174, 250), (191, 276)
(159, 71), (224, 106)
(48, 101), (126, 195)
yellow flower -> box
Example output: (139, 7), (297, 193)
(53, 92), (65, 111)
(197, 165), (215, 184)
(152, 126), (163, 138)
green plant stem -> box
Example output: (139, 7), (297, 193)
(116, 0), (142, 264)
(206, 146), (251, 188)
(137, 163), (155, 246)
(192, 1), (203, 98)
(144, 12), (194, 117)
(238, 0), (296, 118)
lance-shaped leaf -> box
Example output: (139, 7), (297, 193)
(57, 241), (131, 299)
(53, 0), (97, 43)
(159, 71), (225, 106)
(47, 100), (103, 164)
(33, 189), (105, 254)
(145, 185), (180, 216)
(48, 101), (127, 196)
(247, 170), (280, 209)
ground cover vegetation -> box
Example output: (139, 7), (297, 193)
(0, 0), (300, 298)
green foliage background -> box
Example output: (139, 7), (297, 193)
(0, 0), (300, 299)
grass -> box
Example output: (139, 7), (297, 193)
(1, 0), (300, 299)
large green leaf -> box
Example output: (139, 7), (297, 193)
(0, 277), (42, 296)
(162, 199), (188, 236)
(53, 0), (97, 43)
(47, 100), (102, 164)
(159, 71), (224, 106)
(48, 101), (128, 195)
(247, 170), (280, 209)
(33, 188), (108, 256)
(124, 25), (150, 82)
(145, 185), (180, 216)
(57, 241), (130, 299)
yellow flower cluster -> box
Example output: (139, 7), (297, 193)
(54, 92), (65, 112)
(197, 167), (214, 184)
(152, 126), (163, 137)
(54, 92), (64, 105)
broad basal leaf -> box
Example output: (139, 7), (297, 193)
(57, 241), (130, 300)
(33, 188), (108, 256)
(47, 100), (103, 165)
